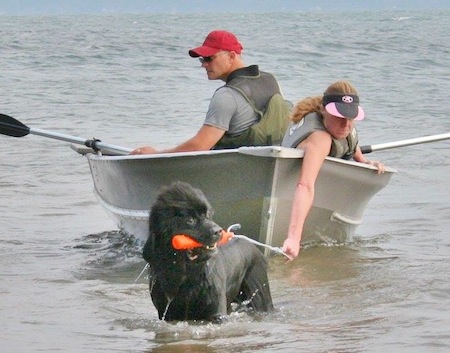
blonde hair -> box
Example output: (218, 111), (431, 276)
(290, 80), (359, 123)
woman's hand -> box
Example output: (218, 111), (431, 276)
(282, 237), (301, 260)
(367, 160), (386, 174)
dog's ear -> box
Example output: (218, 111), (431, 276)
(142, 231), (155, 263)
(144, 199), (171, 263)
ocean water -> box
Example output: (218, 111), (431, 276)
(1, 10), (449, 352)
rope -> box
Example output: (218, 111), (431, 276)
(227, 224), (293, 260)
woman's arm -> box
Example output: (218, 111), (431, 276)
(282, 131), (331, 259)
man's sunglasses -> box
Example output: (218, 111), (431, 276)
(199, 51), (228, 64)
(199, 56), (215, 64)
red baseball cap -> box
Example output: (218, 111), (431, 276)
(189, 30), (243, 57)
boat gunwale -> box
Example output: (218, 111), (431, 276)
(84, 146), (397, 174)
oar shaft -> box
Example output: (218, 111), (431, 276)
(29, 127), (132, 154)
(30, 127), (91, 145)
(361, 133), (450, 154)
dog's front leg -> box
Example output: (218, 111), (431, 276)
(208, 294), (228, 323)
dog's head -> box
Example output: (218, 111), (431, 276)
(144, 182), (223, 263)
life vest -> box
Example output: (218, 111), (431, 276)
(281, 112), (359, 160)
(213, 65), (291, 149)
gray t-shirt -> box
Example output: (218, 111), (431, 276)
(203, 86), (259, 137)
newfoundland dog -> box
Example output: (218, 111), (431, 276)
(142, 181), (273, 322)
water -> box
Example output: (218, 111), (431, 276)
(1, 10), (449, 352)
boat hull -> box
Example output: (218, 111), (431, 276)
(84, 147), (395, 246)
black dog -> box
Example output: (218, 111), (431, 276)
(142, 181), (273, 322)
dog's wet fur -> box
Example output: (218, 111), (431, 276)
(143, 181), (273, 322)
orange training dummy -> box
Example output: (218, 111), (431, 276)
(171, 230), (234, 250)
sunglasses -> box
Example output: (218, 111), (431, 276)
(199, 56), (214, 64)
(199, 51), (228, 64)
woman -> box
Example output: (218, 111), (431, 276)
(281, 80), (385, 259)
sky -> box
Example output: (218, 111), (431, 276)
(0, 0), (449, 15)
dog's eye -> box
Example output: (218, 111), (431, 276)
(186, 217), (197, 226)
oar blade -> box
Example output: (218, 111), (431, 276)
(0, 113), (30, 137)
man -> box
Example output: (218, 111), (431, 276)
(131, 30), (290, 155)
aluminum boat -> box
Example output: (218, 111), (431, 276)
(77, 146), (395, 247)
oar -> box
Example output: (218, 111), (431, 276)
(360, 133), (450, 154)
(0, 113), (132, 155)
